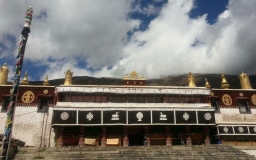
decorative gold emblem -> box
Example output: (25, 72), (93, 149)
(251, 94), (256, 105)
(130, 71), (138, 79)
(210, 92), (214, 96)
(222, 94), (232, 106)
(43, 89), (48, 94)
(22, 91), (35, 103)
(239, 93), (243, 97)
(10, 89), (13, 94)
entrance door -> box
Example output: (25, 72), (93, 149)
(191, 133), (204, 145)
(62, 126), (80, 146)
(128, 134), (143, 146)
(128, 126), (143, 146)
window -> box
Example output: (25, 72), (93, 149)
(1, 97), (9, 112)
(238, 101), (250, 113)
(38, 99), (49, 113)
(211, 100), (220, 113)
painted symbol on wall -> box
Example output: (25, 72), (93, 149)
(43, 89), (48, 94)
(183, 112), (189, 121)
(223, 126), (229, 133)
(22, 91), (35, 103)
(238, 127), (244, 133)
(111, 112), (119, 120)
(136, 112), (143, 121)
(253, 127), (256, 133)
(222, 94), (232, 106)
(60, 112), (69, 120)
(251, 94), (256, 105)
(204, 113), (212, 120)
(159, 112), (167, 120)
(86, 112), (94, 121)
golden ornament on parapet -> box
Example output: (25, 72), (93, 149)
(43, 89), (48, 94)
(210, 92), (214, 96)
(251, 94), (256, 105)
(130, 71), (138, 79)
(222, 94), (232, 106)
(239, 93), (243, 97)
(22, 91), (35, 103)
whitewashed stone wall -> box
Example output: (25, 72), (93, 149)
(0, 105), (7, 134)
(215, 108), (256, 123)
(0, 105), (55, 147)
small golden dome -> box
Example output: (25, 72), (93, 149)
(20, 71), (29, 85)
(221, 73), (229, 89)
(205, 78), (211, 89)
(64, 68), (73, 85)
(0, 63), (9, 85)
(187, 72), (196, 87)
(43, 75), (49, 86)
(239, 70), (252, 89)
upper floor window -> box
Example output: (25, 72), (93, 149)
(238, 101), (250, 113)
(1, 97), (9, 112)
(38, 99), (49, 113)
(210, 100), (220, 113)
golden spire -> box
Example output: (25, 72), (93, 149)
(187, 72), (196, 87)
(205, 78), (211, 89)
(239, 70), (252, 89)
(0, 63), (8, 85)
(221, 73), (229, 89)
(43, 75), (49, 86)
(20, 71), (29, 85)
(64, 68), (73, 85)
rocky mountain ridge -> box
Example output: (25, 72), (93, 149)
(25, 74), (256, 89)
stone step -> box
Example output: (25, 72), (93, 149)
(15, 145), (256, 160)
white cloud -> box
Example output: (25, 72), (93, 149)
(114, 0), (256, 78)
(1, 0), (256, 81)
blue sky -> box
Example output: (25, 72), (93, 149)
(0, 0), (256, 81)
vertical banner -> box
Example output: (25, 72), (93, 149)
(1, 7), (33, 160)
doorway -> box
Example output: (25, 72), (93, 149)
(128, 126), (144, 146)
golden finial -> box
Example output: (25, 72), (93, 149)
(64, 68), (73, 85)
(0, 63), (9, 85)
(43, 75), (49, 86)
(239, 70), (252, 89)
(187, 72), (196, 87)
(20, 71), (29, 85)
(205, 78), (211, 89)
(221, 73), (229, 89)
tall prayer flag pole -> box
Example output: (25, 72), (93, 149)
(1, 6), (33, 160)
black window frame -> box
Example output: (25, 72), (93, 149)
(237, 100), (251, 114)
(1, 97), (9, 112)
(210, 100), (220, 113)
(38, 98), (49, 113)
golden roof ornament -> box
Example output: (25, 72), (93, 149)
(221, 73), (229, 89)
(205, 78), (211, 89)
(239, 70), (252, 89)
(0, 63), (9, 85)
(138, 75), (145, 80)
(130, 71), (138, 79)
(123, 74), (130, 80)
(187, 72), (196, 87)
(43, 75), (49, 86)
(20, 71), (29, 85)
(64, 68), (73, 85)
(123, 71), (146, 80)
